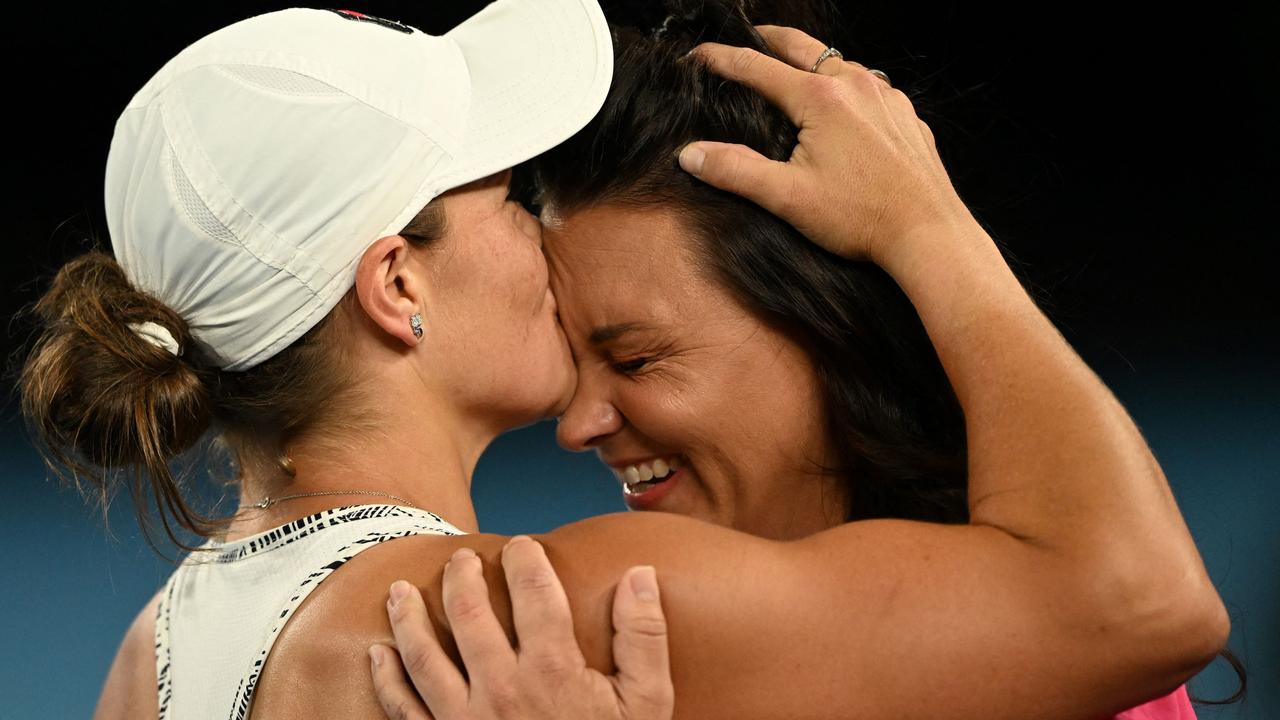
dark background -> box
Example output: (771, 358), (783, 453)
(1, 1), (1275, 717)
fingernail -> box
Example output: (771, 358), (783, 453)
(452, 546), (477, 562)
(630, 566), (658, 602)
(368, 645), (385, 669)
(682, 43), (712, 61)
(679, 144), (705, 175)
(389, 580), (411, 607)
(505, 534), (533, 550)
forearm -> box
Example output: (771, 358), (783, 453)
(882, 225), (1145, 529)
(880, 220), (1225, 641)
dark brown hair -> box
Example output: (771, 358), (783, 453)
(533, 0), (1246, 701)
(18, 202), (446, 551)
(533, 0), (967, 523)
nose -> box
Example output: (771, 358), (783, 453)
(556, 383), (623, 452)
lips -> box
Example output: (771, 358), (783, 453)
(611, 455), (680, 487)
(608, 455), (684, 510)
(621, 467), (681, 510)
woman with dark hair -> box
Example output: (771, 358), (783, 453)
(21, 2), (1226, 719)
(367, 4), (1233, 720)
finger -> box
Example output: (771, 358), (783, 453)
(501, 536), (580, 669)
(369, 643), (436, 720)
(441, 548), (518, 683)
(385, 581), (468, 718)
(611, 566), (674, 716)
(679, 141), (802, 220)
(754, 25), (829, 73)
(690, 42), (812, 124)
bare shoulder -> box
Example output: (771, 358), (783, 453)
(246, 532), (510, 717)
(246, 512), (790, 717)
(242, 513), (730, 717)
(94, 591), (161, 720)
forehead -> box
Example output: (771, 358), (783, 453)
(544, 202), (691, 266)
(542, 203), (714, 322)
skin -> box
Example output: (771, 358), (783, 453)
(545, 202), (850, 539)
(371, 541), (675, 720)
(94, 169), (575, 718)
(94, 26), (1228, 720)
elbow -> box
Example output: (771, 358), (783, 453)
(1092, 560), (1231, 682)
(1162, 582), (1231, 684)
(1179, 585), (1231, 670)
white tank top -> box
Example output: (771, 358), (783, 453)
(153, 503), (465, 719)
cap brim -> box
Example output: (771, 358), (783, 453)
(438, 0), (613, 190)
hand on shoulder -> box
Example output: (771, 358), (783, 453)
(369, 536), (673, 720)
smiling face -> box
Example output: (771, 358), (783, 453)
(544, 202), (850, 540)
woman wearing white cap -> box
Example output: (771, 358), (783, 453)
(27, 3), (625, 718)
(19, 2), (1226, 720)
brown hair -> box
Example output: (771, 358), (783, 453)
(533, 6), (968, 524)
(18, 201), (446, 551)
(534, 0), (1250, 703)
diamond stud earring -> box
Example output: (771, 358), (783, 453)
(409, 312), (424, 339)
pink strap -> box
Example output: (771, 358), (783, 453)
(1112, 685), (1196, 720)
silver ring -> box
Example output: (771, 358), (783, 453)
(810, 46), (843, 73)
(868, 68), (892, 87)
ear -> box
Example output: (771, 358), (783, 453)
(354, 234), (427, 348)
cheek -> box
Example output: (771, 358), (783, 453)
(695, 347), (822, 478)
(486, 239), (546, 314)
(617, 371), (727, 464)
(517, 243), (549, 303)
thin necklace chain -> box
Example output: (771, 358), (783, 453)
(254, 489), (417, 509)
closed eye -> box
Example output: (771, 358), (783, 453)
(611, 357), (652, 375)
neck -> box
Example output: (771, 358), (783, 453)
(227, 396), (493, 539)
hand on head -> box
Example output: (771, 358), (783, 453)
(679, 25), (977, 267)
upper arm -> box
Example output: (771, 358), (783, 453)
(251, 514), (1211, 720)
(537, 513), (1210, 720)
(94, 593), (161, 720)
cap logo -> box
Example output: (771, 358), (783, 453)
(326, 9), (415, 34)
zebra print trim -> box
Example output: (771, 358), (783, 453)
(190, 504), (453, 565)
(155, 573), (179, 720)
(153, 504), (462, 720)
(230, 519), (462, 719)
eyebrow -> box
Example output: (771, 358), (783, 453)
(589, 322), (655, 345)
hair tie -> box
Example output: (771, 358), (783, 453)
(128, 321), (181, 357)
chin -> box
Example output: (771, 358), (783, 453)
(518, 365), (576, 422)
(545, 373), (576, 417)
(510, 335), (575, 420)
(544, 352), (577, 415)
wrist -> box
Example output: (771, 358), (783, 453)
(876, 213), (998, 280)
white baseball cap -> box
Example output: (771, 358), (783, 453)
(105, 2), (613, 371)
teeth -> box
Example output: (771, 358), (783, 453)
(615, 456), (683, 487)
